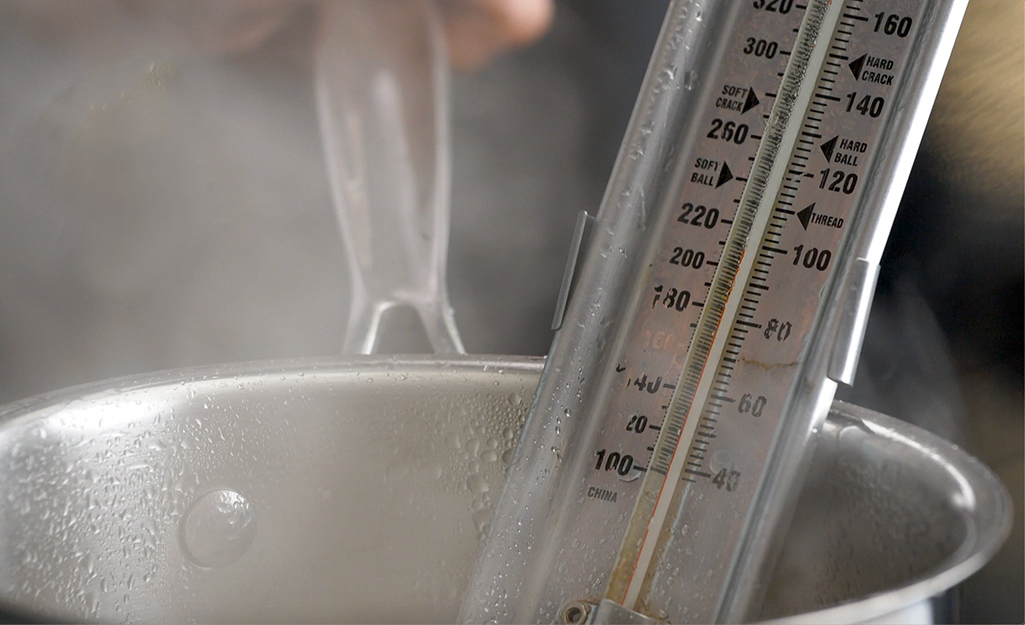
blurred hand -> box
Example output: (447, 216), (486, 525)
(5, 0), (303, 55)
(7, 0), (554, 69)
(440, 0), (554, 69)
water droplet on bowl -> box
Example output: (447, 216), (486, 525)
(180, 489), (256, 568)
(472, 508), (493, 534)
(466, 474), (489, 494)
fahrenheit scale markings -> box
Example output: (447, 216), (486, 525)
(604, 1), (931, 616)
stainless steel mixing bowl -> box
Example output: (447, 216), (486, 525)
(0, 357), (1009, 623)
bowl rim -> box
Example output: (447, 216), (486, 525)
(760, 401), (1012, 624)
(0, 358), (1010, 624)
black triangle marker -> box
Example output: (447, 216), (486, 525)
(742, 88), (760, 114)
(797, 203), (815, 230)
(820, 136), (838, 162)
(849, 54), (866, 80)
(715, 162), (734, 188)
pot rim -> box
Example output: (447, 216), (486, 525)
(0, 357), (1010, 624)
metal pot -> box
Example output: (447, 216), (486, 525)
(0, 357), (1009, 623)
